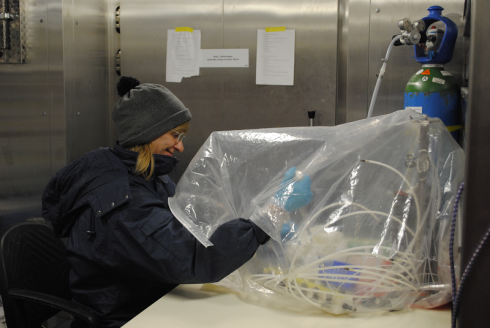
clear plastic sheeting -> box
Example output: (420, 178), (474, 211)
(168, 110), (464, 314)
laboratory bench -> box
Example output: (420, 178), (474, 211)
(123, 284), (451, 328)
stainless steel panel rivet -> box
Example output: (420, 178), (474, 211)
(77, 112), (80, 115)
(375, 8), (380, 13)
(111, 202), (115, 207)
(43, 112), (47, 116)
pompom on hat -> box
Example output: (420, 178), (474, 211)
(112, 76), (192, 148)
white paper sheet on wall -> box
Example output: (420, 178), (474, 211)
(166, 29), (201, 83)
(200, 49), (249, 68)
(256, 29), (295, 86)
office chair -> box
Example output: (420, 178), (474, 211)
(0, 222), (101, 328)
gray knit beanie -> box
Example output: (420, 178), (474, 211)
(112, 76), (192, 148)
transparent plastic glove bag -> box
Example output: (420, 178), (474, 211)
(168, 110), (464, 315)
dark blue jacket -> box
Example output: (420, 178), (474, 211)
(42, 145), (269, 327)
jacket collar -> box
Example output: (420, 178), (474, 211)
(111, 143), (178, 177)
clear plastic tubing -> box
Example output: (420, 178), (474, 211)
(367, 35), (403, 118)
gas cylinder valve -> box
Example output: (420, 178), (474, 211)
(396, 18), (427, 45)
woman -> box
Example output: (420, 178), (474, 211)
(42, 76), (270, 327)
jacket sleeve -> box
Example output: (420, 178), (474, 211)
(105, 193), (270, 285)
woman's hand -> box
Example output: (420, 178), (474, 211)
(274, 167), (313, 212)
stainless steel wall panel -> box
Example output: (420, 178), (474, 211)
(336, 0), (348, 125)
(120, 0), (223, 81)
(223, 0), (338, 130)
(0, 0), (51, 222)
(47, 0), (65, 175)
(342, 0), (371, 124)
(64, 0), (111, 161)
(367, 0), (464, 117)
(120, 0), (338, 182)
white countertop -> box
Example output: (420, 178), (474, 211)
(123, 284), (451, 328)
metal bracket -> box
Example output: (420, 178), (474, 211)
(0, 12), (13, 20)
(0, 0), (26, 63)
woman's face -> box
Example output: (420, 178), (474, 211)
(150, 130), (184, 157)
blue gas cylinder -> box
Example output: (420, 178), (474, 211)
(405, 6), (462, 142)
(404, 65), (461, 142)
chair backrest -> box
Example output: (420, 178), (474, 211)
(0, 222), (72, 328)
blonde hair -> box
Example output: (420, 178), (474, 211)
(129, 121), (190, 180)
(173, 121), (190, 134)
(129, 144), (155, 180)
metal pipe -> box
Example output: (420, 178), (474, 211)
(367, 35), (402, 118)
